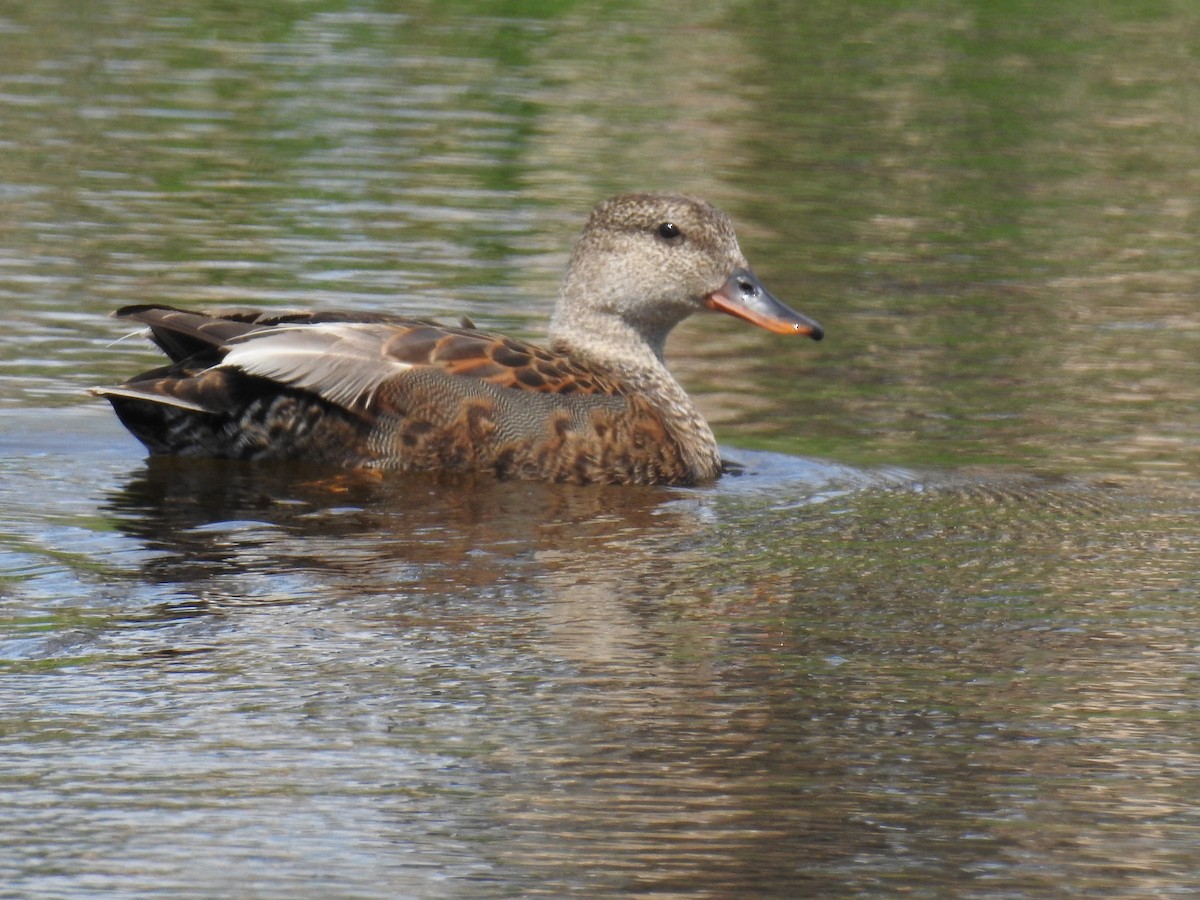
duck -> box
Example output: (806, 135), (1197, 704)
(93, 193), (823, 485)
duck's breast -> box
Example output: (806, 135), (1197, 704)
(368, 368), (694, 484)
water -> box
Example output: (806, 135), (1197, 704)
(2, 1), (1199, 896)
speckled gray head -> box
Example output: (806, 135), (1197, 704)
(552, 192), (822, 364)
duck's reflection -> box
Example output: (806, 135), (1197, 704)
(105, 456), (702, 598)
(104, 455), (757, 677)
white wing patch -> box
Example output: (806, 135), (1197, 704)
(221, 323), (412, 409)
(89, 384), (210, 412)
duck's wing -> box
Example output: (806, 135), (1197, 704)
(109, 304), (437, 364)
(99, 304), (620, 415)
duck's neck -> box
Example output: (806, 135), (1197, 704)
(550, 312), (722, 482)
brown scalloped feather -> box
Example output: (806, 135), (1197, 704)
(382, 326), (621, 396)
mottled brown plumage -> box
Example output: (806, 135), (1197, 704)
(93, 193), (822, 485)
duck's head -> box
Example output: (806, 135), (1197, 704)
(552, 193), (822, 363)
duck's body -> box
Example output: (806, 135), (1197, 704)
(98, 306), (713, 483)
(94, 193), (822, 485)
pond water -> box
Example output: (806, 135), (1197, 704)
(2, 1), (1199, 896)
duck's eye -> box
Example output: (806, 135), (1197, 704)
(657, 221), (681, 240)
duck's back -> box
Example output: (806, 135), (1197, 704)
(95, 305), (703, 484)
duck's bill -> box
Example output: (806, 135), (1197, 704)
(704, 268), (823, 340)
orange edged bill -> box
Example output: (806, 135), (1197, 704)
(704, 268), (823, 339)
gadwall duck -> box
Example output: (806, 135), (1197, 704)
(94, 193), (823, 485)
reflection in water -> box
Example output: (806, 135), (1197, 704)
(105, 455), (692, 583)
(102, 455), (732, 680)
